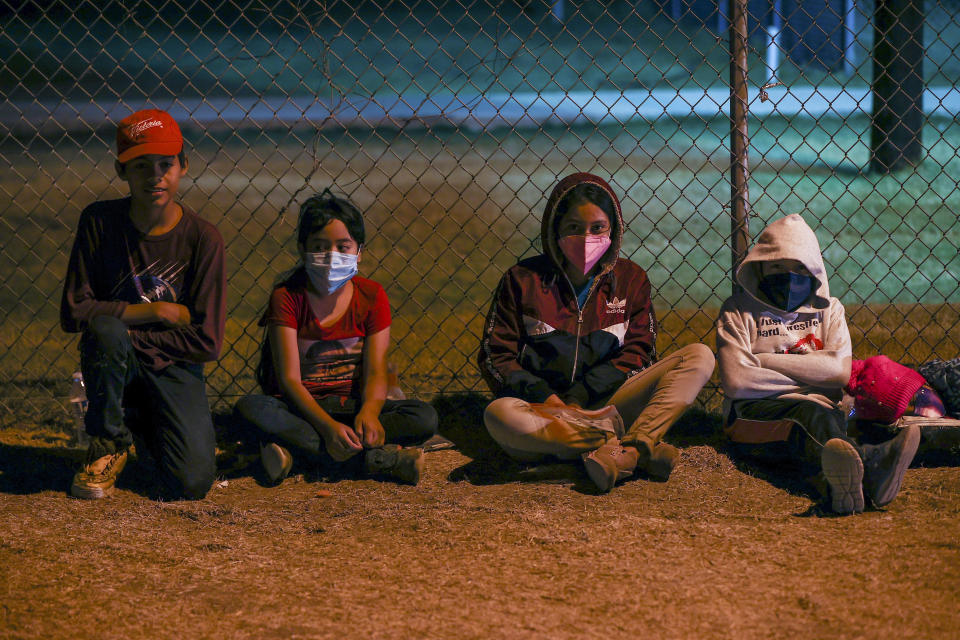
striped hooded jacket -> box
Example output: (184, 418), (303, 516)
(477, 173), (658, 408)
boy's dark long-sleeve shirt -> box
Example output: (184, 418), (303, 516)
(61, 197), (226, 371)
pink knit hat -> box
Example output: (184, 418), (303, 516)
(847, 356), (927, 423)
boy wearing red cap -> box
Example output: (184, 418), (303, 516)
(61, 109), (226, 500)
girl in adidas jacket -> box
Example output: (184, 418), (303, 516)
(478, 172), (715, 491)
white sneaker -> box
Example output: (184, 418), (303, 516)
(821, 438), (864, 514)
(260, 443), (293, 484)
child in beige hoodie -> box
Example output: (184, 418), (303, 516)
(716, 214), (920, 514)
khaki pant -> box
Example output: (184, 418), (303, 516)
(484, 343), (715, 461)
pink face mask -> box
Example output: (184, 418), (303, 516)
(557, 234), (612, 275)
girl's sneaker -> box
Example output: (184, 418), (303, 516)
(261, 442), (294, 484)
(582, 442), (639, 492)
(364, 444), (424, 485)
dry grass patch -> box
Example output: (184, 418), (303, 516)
(1, 406), (959, 639)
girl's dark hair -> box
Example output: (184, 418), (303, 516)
(297, 189), (365, 247)
(553, 183), (616, 235)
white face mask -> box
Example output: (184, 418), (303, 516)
(304, 251), (359, 294)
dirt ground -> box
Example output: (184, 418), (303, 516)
(1, 401), (958, 640)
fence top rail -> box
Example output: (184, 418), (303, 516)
(6, 86), (960, 135)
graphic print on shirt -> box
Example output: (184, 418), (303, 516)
(298, 335), (364, 389)
(786, 333), (823, 354)
(756, 311), (824, 354)
(112, 257), (187, 304)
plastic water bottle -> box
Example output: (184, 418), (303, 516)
(69, 371), (90, 447)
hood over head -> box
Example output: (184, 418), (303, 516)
(735, 213), (831, 312)
(541, 172), (624, 278)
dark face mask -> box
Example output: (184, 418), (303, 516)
(758, 271), (815, 312)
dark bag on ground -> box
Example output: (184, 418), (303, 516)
(918, 358), (960, 418)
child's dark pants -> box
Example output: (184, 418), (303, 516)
(730, 397), (854, 476)
(234, 394), (438, 473)
(80, 315), (216, 500)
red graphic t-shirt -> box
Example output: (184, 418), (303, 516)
(262, 276), (391, 398)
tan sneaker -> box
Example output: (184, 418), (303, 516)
(364, 444), (424, 485)
(582, 442), (639, 493)
(645, 442), (681, 481)
(261, 442), (294, 485)
(70, 447), (129, 499)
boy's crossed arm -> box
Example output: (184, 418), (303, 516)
(128, 244), (226, 365)
(717, 313), (801, 399)
(129, 318), (221, 364)
(717, 311), (847, 399)
(121, 301), (191, 327)
(755, 351), (851, 389)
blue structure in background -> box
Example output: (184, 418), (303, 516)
(676, 0), (850, 69)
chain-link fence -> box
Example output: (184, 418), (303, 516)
(2, 0), (959, 430)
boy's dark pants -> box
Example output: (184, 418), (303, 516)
(81, 316), (216, 500)
(234, 394), (438, 473)
(730, 397), (855, 476)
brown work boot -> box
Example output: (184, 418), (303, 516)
(260, 442), (294, 485)
(70, 444), (129, 499)
(645, 442), (681, 481)
(364, 444), (424, 485)
(582, 442), (639, 493)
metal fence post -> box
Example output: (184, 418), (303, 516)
(870, 0), (925, 173)
(729, 0), (751, 292)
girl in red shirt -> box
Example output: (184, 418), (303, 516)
(235, 191), (437, 485)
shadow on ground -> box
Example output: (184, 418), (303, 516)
(722, 446), (827, 517)
(0, 441), (79, 495)
(0, 439), (158, 497)
(5, 399), (956, 500)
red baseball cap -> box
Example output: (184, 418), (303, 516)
(116, 109), (183, 163)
